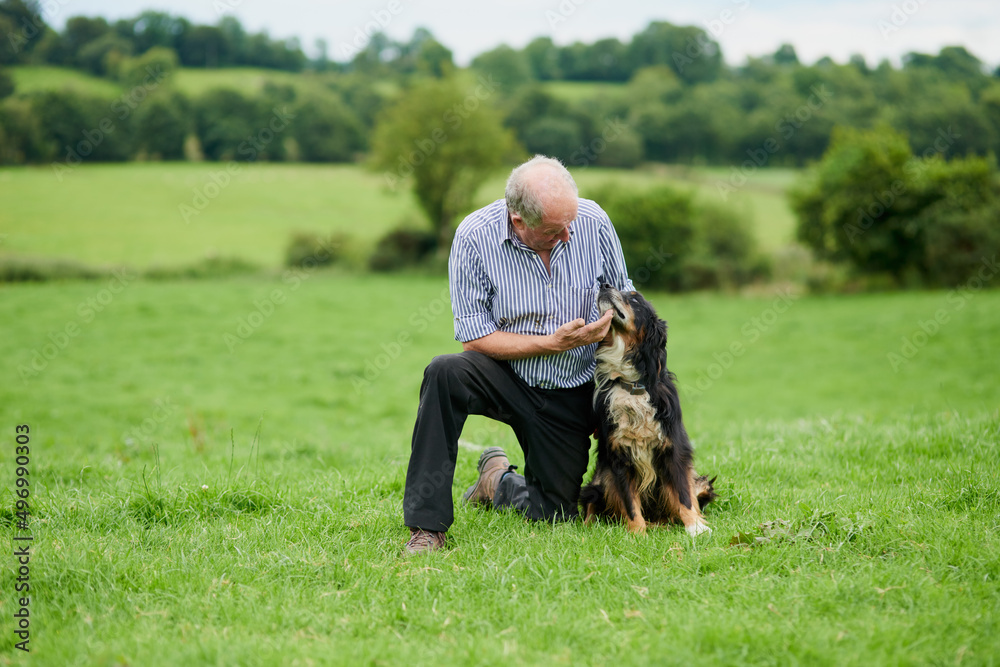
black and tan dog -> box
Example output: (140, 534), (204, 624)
(580, 285), (716, 536)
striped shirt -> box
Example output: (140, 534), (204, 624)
(449, 198), (634, 389)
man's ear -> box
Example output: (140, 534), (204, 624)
(509, 212), (524, 229)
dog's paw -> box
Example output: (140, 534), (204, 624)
(685, 523), (712, 538)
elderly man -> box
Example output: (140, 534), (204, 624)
(403, 155), (634, 554)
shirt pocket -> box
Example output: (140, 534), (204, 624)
(556, 285), (599, 326)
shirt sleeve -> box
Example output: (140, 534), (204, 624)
(597, 210), (636, 292)
(448, 234), (497, 343)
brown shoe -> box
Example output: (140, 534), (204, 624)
(404, 528), (446, 555)
(462, 447), (513, 506)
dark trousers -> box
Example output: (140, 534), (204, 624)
(403, 351), (597, 533)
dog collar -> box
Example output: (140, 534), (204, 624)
(614, 378), (647, 395)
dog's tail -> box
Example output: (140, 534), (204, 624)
(693, 475), (718, 510)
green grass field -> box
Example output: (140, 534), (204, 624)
(542, 80), (627, 103)
(7, 65), (344, 99)
(6, 66), (123, 98)
(1, 153), (997, 665)
(1, 272), (998, 665)
(0, 162), (797, 272)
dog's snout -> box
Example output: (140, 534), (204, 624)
(601, 282), (613, 290)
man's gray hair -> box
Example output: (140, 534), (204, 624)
(505, 155), (579, 228)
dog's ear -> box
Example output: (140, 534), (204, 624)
(635, 316), (668, 384)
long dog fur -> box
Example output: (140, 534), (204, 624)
(580, 286), (716, 536)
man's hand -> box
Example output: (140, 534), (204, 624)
(549, 309), (613, 353)
(461, 310), (614, 360)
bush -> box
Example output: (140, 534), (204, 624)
(587, 183), (695, 291)
(118, 46), (178, 89)
(77, 33), (132, 77)
(194, 88), (284, 162)
(291, 93), (365, 162)
(368, 227), (437, 272)
(134, 91), (190, 160)
(792, 125), (1000, 287)
(284, 231), (348, 268)
(922, 200), (1000, 287)
(591, 125), (644, 168)
(0, 67), (13, 99)
(0, 256), (108, 282)
(143, 256), (261, 280)
(521, 116), (583, 163)
(683, 203), (770, 290)
(0, 97), (45, 163)
(588, 183), (765, 291)
(32, 89), (134, 163)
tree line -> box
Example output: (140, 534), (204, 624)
(1, 3), (307, 73)
(1, 2), (998, 172)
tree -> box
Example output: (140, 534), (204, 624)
(128, 11), (185, 54)
(521, 116), (582, 162)
(134, 91), (189, 159)
(791, 125), (1000, 286)
(413, 38), (453, 78)
(76, 31), (132, 76)
(193, 88), (263, 160)
(584, 38), (630, 81)
(62, 15), (112, 63)
(471, 45), (532, 90)
(177, 25), (229, 67)
(0, 67), (13, 99)
(372, 76), (516, 250)
(772, 43), (799, 66)
(117, 45), (177, 88)
(0, 0), (46, 63)
(524, 37), (560, 80)
(292, 91), (365, 161)
(626, 22), (722, 85)
(584, 183), (706, 290)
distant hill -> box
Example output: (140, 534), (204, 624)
(8, 65), (610, 103)
(9, 65), (330, 98)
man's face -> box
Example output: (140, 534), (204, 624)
(511, 196), (578, 254)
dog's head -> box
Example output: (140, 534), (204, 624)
(597, 284), (668, 381)
(598, 285), (665, 347)
(595, 285), (680, 423)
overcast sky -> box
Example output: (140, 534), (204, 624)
(41, 0), (1000, 69)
